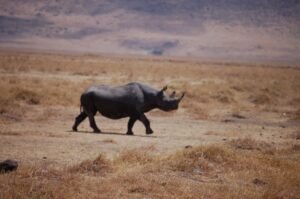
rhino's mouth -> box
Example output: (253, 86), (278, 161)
(161, 103), (178, 112)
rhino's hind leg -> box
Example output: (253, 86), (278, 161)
(72, 112), (87, 132)
(127, 116), (137, 135)
(139, 114), (153, 135)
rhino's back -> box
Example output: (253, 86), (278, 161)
(87, 83), (143, 103)
(84, 83), (144, 119)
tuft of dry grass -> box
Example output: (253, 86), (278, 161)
(114, 146), (155, 166)
(230, 137), (274, 151)
(69, 154), (112, 175)
(248, 93), (271, 105)
(0, 165), (84, 199)
(164, 144), (243, 176)
(13, 87), (41, 105)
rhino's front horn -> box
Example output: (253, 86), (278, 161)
(178, 92), (185, 101)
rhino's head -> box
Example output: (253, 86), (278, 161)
(156, 86), (185, 111)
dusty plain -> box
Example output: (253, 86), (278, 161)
(0, 52), (299, 198)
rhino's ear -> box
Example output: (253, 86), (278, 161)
(158, 85), (167, 97)
(161, 85), (168, 92)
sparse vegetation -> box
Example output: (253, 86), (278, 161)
(1, 143), (299, 199)
(114, 146), (156, 166)
(1, 52), (299, 121)
(230, 137), (274, 151)
(0, 52), (299, 198)
(69, 154), (112, 175)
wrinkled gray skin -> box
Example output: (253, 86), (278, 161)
(72, 82), (185, 135)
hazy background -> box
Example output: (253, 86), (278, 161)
(0, 0), (299, 64)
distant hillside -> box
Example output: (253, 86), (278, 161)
(0, 0), (299, 64)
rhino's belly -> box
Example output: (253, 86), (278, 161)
(97, 101), (132, 119)
(100, 111), (129, 119)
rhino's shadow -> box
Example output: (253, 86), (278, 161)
(69, 130), (157, 138)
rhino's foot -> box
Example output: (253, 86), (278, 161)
(72, 126), (78, 132)
(93, 129), (101, 133)
(126, 131), (134, 136)
(146, 128), (153, 135)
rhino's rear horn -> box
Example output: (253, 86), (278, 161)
(170, 91), (176, 98)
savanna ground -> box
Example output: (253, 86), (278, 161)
(0, 51), (299, 198)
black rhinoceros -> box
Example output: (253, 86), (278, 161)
(72, 82), (184, 135)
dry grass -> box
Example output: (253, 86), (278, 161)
(230, 137), (274, 151)
(0, 165), (83, 199)
(292, 109), (300, 121)
(1, 143), (299, 199)
(114, 146), (156, 166)
(1, 52), (300, 122)
(69, 154), (112, 175)
(0, 52), (300, 198)
(287, 131), (300, 140)
(165, 145), (238, 175)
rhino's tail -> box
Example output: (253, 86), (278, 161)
(80, 104), (83, 113)
(79, 94), (85, 113)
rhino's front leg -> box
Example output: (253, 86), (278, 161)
(127, 116), (137, 135)
(139, 114), (153, 135)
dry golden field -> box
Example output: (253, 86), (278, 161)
(0, 52), (299, 198)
